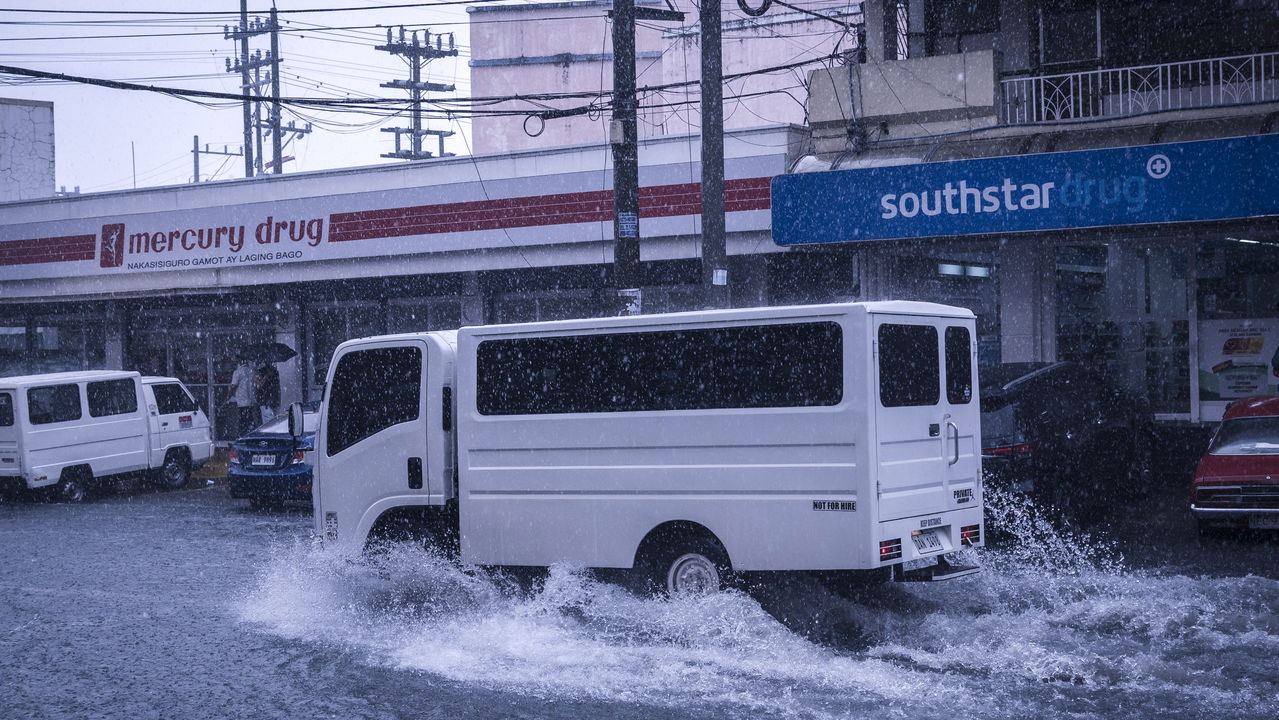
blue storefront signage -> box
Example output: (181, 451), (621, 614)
(771, 134), (1279, 246)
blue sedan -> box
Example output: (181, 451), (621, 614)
(228, 405), (319, 509)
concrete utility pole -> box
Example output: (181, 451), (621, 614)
(225, 6), (308, 176)
(191, 136), (243, 183)
(609, 0), (683, 297)
(377, 27), (458, 160)
(700, 0), (728, 309)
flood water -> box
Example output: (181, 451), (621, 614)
(2, 484), (1277, 719)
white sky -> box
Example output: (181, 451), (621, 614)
(0, 1), (476, 193)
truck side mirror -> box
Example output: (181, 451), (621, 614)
(287, 402), (305, 440)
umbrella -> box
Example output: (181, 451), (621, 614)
(241, 342), (297, 363)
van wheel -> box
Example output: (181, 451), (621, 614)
(652, 540), (731, 596)
(55, 473), (90, 504)
(157, 453), (191, 490)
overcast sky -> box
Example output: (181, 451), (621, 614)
(1, 1), (475, 193)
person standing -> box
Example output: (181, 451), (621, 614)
(255, 363), (280, 424)
(227, 355), (257, 437)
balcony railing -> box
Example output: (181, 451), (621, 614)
(1001, 51), (1279, 125)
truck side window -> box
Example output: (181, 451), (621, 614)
(945, 326), (973, 405)
(0, 392), (12, 426)
(878, 324), (940, 407)
(152, 383), (198, 414)
(28, 384), (82, 425)
(326, 346), (422, 456)
(476, 321), (843, 415)
(88, 378), (139, 417)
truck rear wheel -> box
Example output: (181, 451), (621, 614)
(54, 470), (91, 504)
(652, 540), (732, 596)
(156, 452), (190, 490)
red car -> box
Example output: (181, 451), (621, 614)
(1192, 395), (1279, 537)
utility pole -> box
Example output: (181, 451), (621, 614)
(192, 136), (244, 183)
(700, 0), (728, 309)
(608, 1), (683, 298)
(610, 0), (640, 292)
(226, 0), (256, 177)
(225, 6), (307, 176)
(376, 27), (458, 160)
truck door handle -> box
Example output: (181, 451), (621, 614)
(947, 422), (960, 466)
(408, 457), (423, 490)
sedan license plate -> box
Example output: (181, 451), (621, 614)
(1249, 515), (1279, 530)
(251, 454), (275, 466)
(911, 529), (944, 554)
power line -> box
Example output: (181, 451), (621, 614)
(0, 1), (509, 16)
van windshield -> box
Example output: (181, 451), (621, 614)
(1209, 417), (1279, 455)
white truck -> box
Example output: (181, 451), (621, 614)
(306, 301), (985, 593)
(0, 371), (213, 502)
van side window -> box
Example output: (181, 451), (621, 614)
(476, 321), (843, 415)
(28, 384), (82, 425)
(152, 383), (198, 414)
(88, 378), (139, 417)
(0, 392), (12, 426)
(878, 324), (940, 407)
(326, 346), (422, 456)
(945, 326), (973, 405)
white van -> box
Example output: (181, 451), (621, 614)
(310, 301), (985, 593)
(0, 371), (213, 502)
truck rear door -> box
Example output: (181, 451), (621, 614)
(873, 315), (979, 521)
(0, 391), (19, 480)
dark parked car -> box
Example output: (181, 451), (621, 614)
(1191, 395), (1279, 538)
(228, 405), (319, 509)
(980, 362), (1152, 519)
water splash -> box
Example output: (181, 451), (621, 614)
(236, 502), (1279, 719)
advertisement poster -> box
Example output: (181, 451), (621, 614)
(1198, 319), (1279, 402)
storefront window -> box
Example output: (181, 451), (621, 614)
(1056, 242), (1190, 415)
(1194, 238), (1279, 416)
(309, 304), (384, 388)
(387, 298), (462, 334)
(878, 242), (1002, 368)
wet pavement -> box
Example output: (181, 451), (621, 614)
(1, 462), (1277, 720)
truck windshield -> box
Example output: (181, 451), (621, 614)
(1209, 417), (1279, 455)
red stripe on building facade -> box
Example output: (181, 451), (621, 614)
(0, 234), (96, 267)
(328, 176), (773, 243)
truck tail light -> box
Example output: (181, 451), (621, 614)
(960, 524), (981, 545)
(879, 539), (902, 562)
(982, 442), (1035, 459)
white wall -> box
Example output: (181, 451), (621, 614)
(0, 99), (55, 202)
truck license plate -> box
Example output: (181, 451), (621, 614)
(251, 454), (275, 466)
(911, 529), (943, 554)
(1249, 515), (1279, 530)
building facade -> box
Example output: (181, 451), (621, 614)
(795, 0), (1279, 422)
(1, 0), (1276, 438)
(467, 0), (862, 153)
(0, 98), (54, 203)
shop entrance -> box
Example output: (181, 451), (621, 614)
(131, 326), (275, 442)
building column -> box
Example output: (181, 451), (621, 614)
(274, 299), (303, 407)
(104, 302), (125, 370)
(460, 271), (484, 325)
(999, 238), (1055, 363)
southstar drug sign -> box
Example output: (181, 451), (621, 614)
(771, 134), (1279, 245)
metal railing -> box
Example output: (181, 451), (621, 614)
(1001, 51), (1279, 125)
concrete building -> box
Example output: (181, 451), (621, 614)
(1, 0), (1277, 437)
(467, 0), (862, 153)
(0, 98), (55, 203)
(790, 0), (1279, 422)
